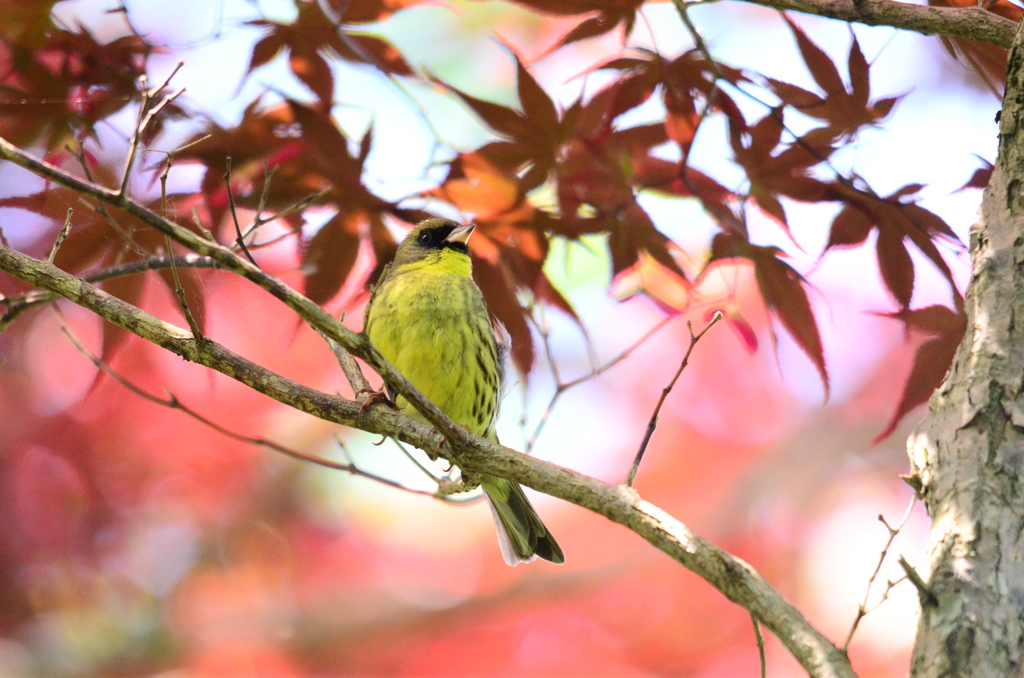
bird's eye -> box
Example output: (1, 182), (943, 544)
(418, 231), (433, 246)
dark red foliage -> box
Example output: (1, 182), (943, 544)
(708, 233), (829, 396)
(826, 184), (961, 311)
(874, 305), (967, 441)
(959, 157), (994, 191)
(248, 0), (414, 106)
(929, 0), (1021, 93)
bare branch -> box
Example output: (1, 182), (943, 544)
(899, 555), (938, 608)
(241, 187), (332, 240)
(626, 312), (722, 487)
(752, 612), (767, 678)
(164, 234), (204, 341)
(843, 496), (917, 650)
(119, 74), (150, 197)
(862, 576), (907, 616)
(154, 140), (208, 341)
(67, 142), (146, 255)
(224, 157), (259, 267)
(391, 437), (441, 484)
(47, 208), (74, 264)
(119, 63), (184, 197)
(191, 206), (215, 241)
(241, 161), (278, 242)
(527, 314), (677, 453)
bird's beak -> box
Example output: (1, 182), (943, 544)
(445, 224), (475, 246)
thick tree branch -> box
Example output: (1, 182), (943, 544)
(0, 240), (857, 678)
(733, 0), (1016, 48)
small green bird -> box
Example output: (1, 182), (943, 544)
(364, 218), (564, 565)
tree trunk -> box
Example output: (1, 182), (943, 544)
(908, 21), (1024, 678)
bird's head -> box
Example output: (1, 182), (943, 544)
(392, 218), (476, 275)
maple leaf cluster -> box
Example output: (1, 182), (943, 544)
(0, 0), (999, 437)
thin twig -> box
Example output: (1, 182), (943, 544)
(191, 207), (216, 241)
(564, 315), (677, 391)
(241, 162), (278, 241)
(843, 495), (917, 650)
(332, 433), (355, 465)
(142, 133), (211, 167)
(862, 576), (907, 616)
(47, 209), (74, 264)
(241, 186), (333, 240)
(625, 311), (722, 486)
(119, 62), (184, 197)
(527, 314), (677, 453)
(248, 230), (300, 250)
(662, 8), (721, 200)
(525, 313), (563, 452)
(156, 140), (206, 341)
(119, 73), (149, 197)
(679, 80), (719, 196)
(67, 142), (146, 255)
(752, 612), (767, 678)
(674, 1), (727, 82)
(224, 157), (259, 266)
(164, 234), (204, 341)
(391, 437), (441, 483)
(899, 555), (937, 608)
(139, 86), (185, 138)
(385, 439), (486, 504)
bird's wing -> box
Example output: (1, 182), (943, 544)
(495, 340), (507, 391)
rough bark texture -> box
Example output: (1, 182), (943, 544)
(907, 20), (1024, 678)
(740, 0), (1016, 48)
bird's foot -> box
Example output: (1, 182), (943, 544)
(426, 426), (445, 461)
(356, 387), (396, 422)
(427, 423), (472, 463)
(435, 472), (480, 497)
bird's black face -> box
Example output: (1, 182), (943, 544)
(415, 222), (470, 254)
(390, 218), (476, 270)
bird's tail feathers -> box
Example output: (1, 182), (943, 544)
(482, 477), (564, 566)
